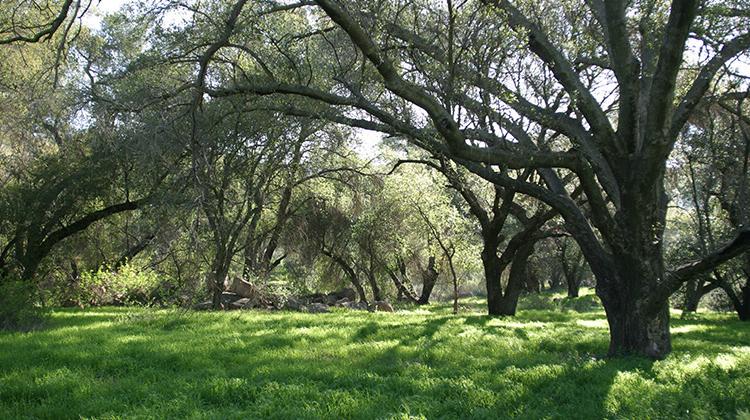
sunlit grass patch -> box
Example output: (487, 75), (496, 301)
(1, 300), (748, 419)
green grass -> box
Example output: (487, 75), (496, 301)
(1, 294), (749, 419)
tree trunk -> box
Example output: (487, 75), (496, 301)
(561, 241), (582, 298)
(483, 244), (507, 315)
(549, 270), (563, 291)
(567, 277), (580, 298)
(386, 266), (418, 303)
(603, 299), (671, 358)
(484, 241), (533, 316)
(525, 269), (541, 293)
(367, 269), (382, 302)
(502, 243), (534, 315)
(259, 186), (292, 277)
(21, 253), (42, 282)
(737, 280), (750, 321)
(682, 278), (702, 312)
(350, 275), (368, 304)
(322, 249), (368, 304)
(417, 256), (438, 304)
(209, 251), (231, 310)
(596, 252), (672, 358)
(741, 260), (750, 321)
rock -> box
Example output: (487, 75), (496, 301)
(227, 278), (257, 299)
(371, 301), (395, 312)
(331, 287), (357, 301)
(305, 292), (327, 304)
(305, 302), (330, 313)
(230, 298), (252, 309)
(193, 301), (213, 310)
(220, 292), (242, 307)
(325, 294), (339, 305)
(340, 301), (369, 311)
(284, 296), (303, 311)
(335, 298), (352, 306)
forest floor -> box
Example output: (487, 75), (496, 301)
(1, 291), (749, 419)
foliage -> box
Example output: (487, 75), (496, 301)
(56, 264), (163, 307)
(0, 279), (47, 332)
(518, 289), (601, 313)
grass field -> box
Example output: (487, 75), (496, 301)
(1, 293), (749, 419)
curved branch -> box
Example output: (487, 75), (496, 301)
(657, 229), (750, 306)
(0, 0), (74, 45)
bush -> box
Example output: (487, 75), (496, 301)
(70, 264), (162, 307)
(0, 279), (47, 331)
(519, 293), (558, 311)
(559, 294), (601, 312)
(519, 292), (602, 313)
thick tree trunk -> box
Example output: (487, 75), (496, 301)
(603, 300), (671, 358)
(484, 249), (508, 315)
(736, 280), (750, 321)
(21, 254), (42, 282)
(209, 251), (231, 310)
(567, 278), (580, 298)
(596, 251), (672, 358)
(484, 241), (533, 316)
(417, 256), (438, 304)
(482, 235), (507, 315)
(683, 278), (702, 312)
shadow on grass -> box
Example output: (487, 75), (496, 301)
(0, 307), (748, 419)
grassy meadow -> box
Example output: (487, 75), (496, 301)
(1, 292), (749, 419)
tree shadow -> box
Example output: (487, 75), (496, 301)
(0, 308), (746, 419)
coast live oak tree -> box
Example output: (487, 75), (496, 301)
(184, 0), (750, 357)
(675, 95), (750, 319)
(393, 156), (560, 315)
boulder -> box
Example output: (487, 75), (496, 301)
(227, 278), (257, 299)
(331, 287), (357, 301)
(371, 301), (395, 313)
(340, 301), (369, 311)
(193, 301), (213, 310)
(305, 292), (327, 304)
(305, 302), (330, 313)
(230, 298), (252, 309)
(220, 292), (242, 307)
(283, 297), (303, 311)
(325, 294), (339, 305)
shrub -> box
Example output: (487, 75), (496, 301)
(519, 293), (558, 311)
(519, 292), (602, 313)
(72, 264), (162, 307)
(0, 279), (47, 331)
(559, 294), (601, 312)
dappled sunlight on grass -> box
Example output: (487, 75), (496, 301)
(1, 301), (749, 419)
(576, 319), (608, 329)
(671, 324), (711, 334)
